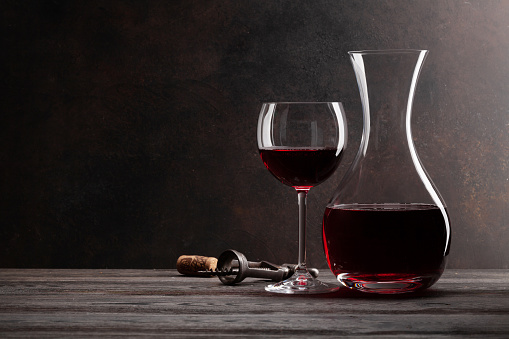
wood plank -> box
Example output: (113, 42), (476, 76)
(0, 269), (508, 337)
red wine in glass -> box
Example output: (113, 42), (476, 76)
(259, 148), (343, 188)
(322, 203), (450, 293)
(257, 102), (347, 294)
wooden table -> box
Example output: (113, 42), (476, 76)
(0, 269), (508, 338)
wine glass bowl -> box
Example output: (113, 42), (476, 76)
(257, 102), (347, 294)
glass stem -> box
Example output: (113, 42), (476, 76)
(296, 189), (309, 271)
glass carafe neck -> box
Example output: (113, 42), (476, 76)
(352, 50), (427, 157)
(331, 50), (445, 206)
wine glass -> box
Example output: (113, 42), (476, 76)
(257, 102), (347, 294)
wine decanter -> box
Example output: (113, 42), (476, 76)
(323, 50), (451, 294)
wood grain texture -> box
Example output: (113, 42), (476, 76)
(0, 269), (508, 337)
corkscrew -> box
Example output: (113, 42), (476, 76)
(176, 250), (320, 285)
(204, 249), (319, 286)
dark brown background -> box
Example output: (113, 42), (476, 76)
(1, 1), (508, 269)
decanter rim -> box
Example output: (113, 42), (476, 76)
(348, 49), (428, 54)
(261, 102), (343, 104)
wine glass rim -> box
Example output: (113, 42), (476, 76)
(262, 101), (342, 104)
(348, 49), (428, 55)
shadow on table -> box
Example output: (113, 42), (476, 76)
(306, 287), (448, 299)
(256, 284), (460, 300)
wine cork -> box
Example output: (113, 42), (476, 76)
(176, 255), (218, 277)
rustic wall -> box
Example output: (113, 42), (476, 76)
(1, 0), (508, 269)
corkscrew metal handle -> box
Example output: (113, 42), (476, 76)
(215, 249), (319, 286)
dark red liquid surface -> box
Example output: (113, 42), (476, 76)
(259, 148), (342, 188)
(322, 204), (450, 293)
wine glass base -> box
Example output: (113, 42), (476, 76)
(265, 270), (339, 294)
